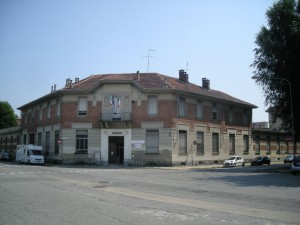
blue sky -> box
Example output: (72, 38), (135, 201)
(0, 0), (274, 122)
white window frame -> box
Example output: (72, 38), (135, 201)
(148, 96), (158, 116)
(78, 97), (87, 116)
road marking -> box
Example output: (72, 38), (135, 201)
(103, 186), (300, 224)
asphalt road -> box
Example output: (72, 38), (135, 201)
(0, 162), (299, 225)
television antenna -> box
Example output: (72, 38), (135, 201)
(142, 49), (157, 72)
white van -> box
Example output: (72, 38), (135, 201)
(16, 145), (44, 165)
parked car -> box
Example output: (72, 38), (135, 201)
(251, 156), (271, 166)
(1, 151), (10, 161)
(284, 155), (294, 164)
(291, 156), (300, 175)
(223, 156), (244, 167)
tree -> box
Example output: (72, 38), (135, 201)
(0, 101), (17, 129)
(251, 0), (300, 138)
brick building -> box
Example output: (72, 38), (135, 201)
(6, 70), (259, 165)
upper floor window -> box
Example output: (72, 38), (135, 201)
(229, 107), (234, 123)
(39, 105), (42, 121)
(178, 97), (185, 117)
(31, 108), (35, 123)
(47, 102), (51, 119)
(78, 97), (87, 115)
(243, 109), (249, 124)
(197, 101), (203, 119)
(56, 99), (61, 117)
(212, 104), (218, 120)
(148, 96), (157, 116)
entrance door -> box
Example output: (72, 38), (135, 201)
(108, 136), (124, 164)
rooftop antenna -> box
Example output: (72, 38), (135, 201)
(185, 62), (190, 73)
(143, 49), (157, 72)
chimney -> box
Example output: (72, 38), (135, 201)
(136, 70), (140, 81)
(202, 78), (210, 89)
(54, 84), (56, 91)
(65, 78), (73, 88)
(179, 69), (188, 83)
(51, 86), (53, 93)
(75, 78), (79, 83)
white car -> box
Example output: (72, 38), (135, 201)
(223, 156), (245, 167)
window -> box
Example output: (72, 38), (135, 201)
(56, 99), (61, 117)
(46, 132), (50, 154)
(243, 109), (249, 124)
(212, 133), (219, 154)
(31, 108), (34, 123)
(266, 136), (271, 154)
(243, 135), (249, 153)
(276, 137), (281, 154)
(178, 97), (185, 117)
(47, 102), (51, 119)
(229, 107), (234, 123)
(38, 133), (42, 146)
(197, 101), (203, 119)
(255, 136), (260, 154)
(23, 134), (27, 144)
(148, 96), (158, 116)
(55, 131), (60, 154)
(39, 105), (42, 121)
(76, 130), (88, 154)
(179, 130), (187, 154)
(229, 134), (235, 154)
(212, 104), (217, 120)
(196, 131), (204, 154)
(285, 141), (289, 154)
(78, 97), (87, 115)
(146, 130), (159, 153)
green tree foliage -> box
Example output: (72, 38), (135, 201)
(251, 0), (300, 136)
(0, 101), (17, 129)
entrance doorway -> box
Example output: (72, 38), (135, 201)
(108, 136), (124, 164)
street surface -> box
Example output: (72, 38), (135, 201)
(0, 162), (299, 225)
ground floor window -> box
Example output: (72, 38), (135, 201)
(38, 133), (42, 146)
(179, 130), (187, 154)
(229, 134), (235, 154)
(266, 136), (271, 154)
(146, 130), (159, 154)
(196, 131), (204, 155)
(243, 135), (249, 153)
(76, 130), (88, 154)
(255, 136), (260, 154)
(55, 130), (60, 154)
(46, 132), (50, 154)
(212, 133), (219, 154)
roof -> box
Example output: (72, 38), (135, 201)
(18, 72), (257, 109)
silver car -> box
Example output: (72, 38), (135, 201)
(223, 156), (245, 167)
(291, 156), (300, 175)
